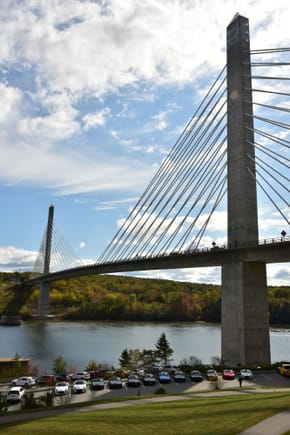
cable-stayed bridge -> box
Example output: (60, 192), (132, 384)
(2, 15), (290, 367)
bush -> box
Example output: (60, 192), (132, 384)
(0, 395), (7, 413)
(22, 392), (37, 409)
(154, 387), (167, 395)
(210, 377), (224, 390)
(39, 392), (54, 407)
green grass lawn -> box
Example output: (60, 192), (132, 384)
(2, 392), (290, 434)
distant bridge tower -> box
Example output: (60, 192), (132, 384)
(221, 15), (270, 365)
(38, 204), (54, 318)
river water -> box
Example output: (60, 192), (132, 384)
(0, 321), (289, 373)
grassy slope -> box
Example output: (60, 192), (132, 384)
(2, 392), (290, 434)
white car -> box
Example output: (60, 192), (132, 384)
(54, 381), (69, 396)
(7, 386), (25, 402)
(11, 376), (35, 388)
(240, 369), (253, 380)
(72, 379), (87, 393)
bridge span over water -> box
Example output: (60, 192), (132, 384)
(25, 237), (289, 285)
(2, 14), (289, 368)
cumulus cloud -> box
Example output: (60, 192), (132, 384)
(82, 107), (111, 130)
(0, 0), (289, 195)
(0, 246), (37, 271)
(0, 83), (22, 123)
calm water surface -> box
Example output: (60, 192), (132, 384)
(0, 321), (289, 372)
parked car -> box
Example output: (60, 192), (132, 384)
(127, 374), (141, 387)
(174, 371), (186, 382)
(108, 376), (123, 389)
(277, 364), (290, 377)
(36, 375), (55, 386)
(70, 371), (90, 381)
(206, 369), (218, 380)
(90, 369), (109, 379)
(54, 381), (69, 396)
(222, 369), (235, 380)
(72, 379), (87, 393)
(190, 370), (203, 382)
(54, 374), (68, 382)
(11, 376), (35, 388)
(7, 386), (25, 402)
(158, 371), (171, 384)
(143, 373), (156, 386)
(91, 377), (105, 390)
(240, 369), (253, 380)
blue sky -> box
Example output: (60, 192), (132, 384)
(0, 0), (289, 285)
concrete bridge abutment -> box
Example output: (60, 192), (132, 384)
(221, 261), (270, 366)
(38, 281), (52, 319)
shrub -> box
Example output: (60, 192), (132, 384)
(154, 387), (167, 395)
(0, 395), (7, 413)
(210, 377), (224, 390)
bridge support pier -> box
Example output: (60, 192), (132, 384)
(38, 281), (51, 319)
(221, 261), (270, 366)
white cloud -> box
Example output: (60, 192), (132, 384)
(82, 107), (110, 130)
(0, 246), (37, 270)
(18, 107), (80, 141)
(0, 0), (288, 195)
(152, 111), (168, 131)
(0, 83), (21, 123)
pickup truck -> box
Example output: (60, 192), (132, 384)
(277, 364), (290, 377)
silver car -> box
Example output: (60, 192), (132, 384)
(72, 379), (87, 393)
(54, 381), (69, 396)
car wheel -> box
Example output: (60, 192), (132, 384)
(24, 383), (29, 388)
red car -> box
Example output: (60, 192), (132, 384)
(222, 369), (235, 380)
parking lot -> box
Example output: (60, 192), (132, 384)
(2, 371), (290, 412)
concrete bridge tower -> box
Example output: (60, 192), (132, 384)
(38, 204), (54, 318)
(221, 15), (270, 366)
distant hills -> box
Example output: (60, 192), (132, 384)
(0, 272), (289, 324)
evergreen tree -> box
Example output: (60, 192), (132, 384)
(52, 355), (67, 374)
(119, 348), (130, 369)
(155, 332), (173, 365)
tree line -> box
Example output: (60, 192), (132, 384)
(0, 272), (289, 324)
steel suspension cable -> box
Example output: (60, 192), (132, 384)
(138, 134), (227, 257)
(250, 101), (290, 114)
(245, 88), (290, 97)
(110, 88), (226, 261)
(246, 113), (290, 131)
(246, 152), (289, 193)
(97, 66), (227, 263)
(247, 139), (290, 167)
(157, 148), (227, 255)
(170, 164), (227, 252)
(246, 127), (290, 149)
(247, 167), (290, 225)
(100, 74), (227, 262)
(120, 107), (227, 260)
(185, 177), (227, 252)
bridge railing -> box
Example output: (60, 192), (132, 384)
(102, 235), (289, 263)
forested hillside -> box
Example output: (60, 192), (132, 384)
(0, 272), (289, 324)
